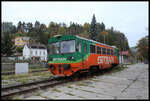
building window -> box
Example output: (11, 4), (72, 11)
(90, 45), (95, 53)
(97, 46), (101, 54)
(40, 51), (41, 55)
(43, 51), (45, 55)
(35, 51), (37, 55)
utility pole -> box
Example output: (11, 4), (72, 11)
(120, 37), (123, 66)
(103, 35), (105, 44)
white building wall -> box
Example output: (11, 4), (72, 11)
(30, 49), (47, 61)
(23, 45), (30, 59)
(23, 44), (47, 61)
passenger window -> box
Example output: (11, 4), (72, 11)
(97, 46), (101, 54)
(102, 48), (106, 55)
(84, 44), (87, 53)
(107, 49), (110, 55)
(111, 49), (113, 55)
(90, 45), (95, 53)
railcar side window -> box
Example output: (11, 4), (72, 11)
(111, 49), (113, 55)
(107, 49), (110, 55)
(102, 48), (106, 54)
(84, 43), (87, 53)
(90, 45), (96, 53)
(97, 46), (101, 54)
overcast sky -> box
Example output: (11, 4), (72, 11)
(2, 1), (148, 47)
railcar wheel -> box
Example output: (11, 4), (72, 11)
(89, 66), (100, 73)
(70, 71), (80, 81)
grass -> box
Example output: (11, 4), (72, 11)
(16, 79), (28, 84)
(12, 96), (21, 100)
(2, 71), (52, 80)
(76, 83), (88, 86)
(111, 65), (128, 73)
(2, 81), (9, 84)
(34, 92), (41, 96)
(67, 85), (73, 88)
(91, 79), (99, 82)
(16, 78), (35, 84)
(65, 93), (75, 96)
(81, 89), (95, 93)
(52, 88), (62, 92)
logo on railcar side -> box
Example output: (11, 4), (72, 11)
(98, 56), (114, 64)
(53, 58), (67, 61)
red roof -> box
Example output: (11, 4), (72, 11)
(119, 51), (130, 56)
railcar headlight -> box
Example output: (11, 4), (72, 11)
(67, 56), (75, 60)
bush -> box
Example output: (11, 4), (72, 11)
(16, 47), (23, 53)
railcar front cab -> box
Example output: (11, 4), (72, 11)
(46, 35), (87, 76)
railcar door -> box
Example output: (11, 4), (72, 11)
(81, 41), (88, 69)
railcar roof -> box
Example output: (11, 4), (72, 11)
(75, 35), (117, 49)
(52, 35), (117, 49)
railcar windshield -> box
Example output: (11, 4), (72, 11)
(48, 40), (75, 54)
(49, 42), (60, 54)
(61, 40), (75, 53)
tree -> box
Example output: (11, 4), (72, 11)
(1, 32), (15, 56)
(90, 14), (98, 41)
(40, 24), (47, 31)
(100, 31), (108, 44)
(100, 22), (105, 32)
(26, 22), (33, 33)
(135, 36), (149, 62)
(2, 22), (17, 34)
(34, 21), (40, 29)
(17, 21), (25, 33)
(16, 47), (23, 53)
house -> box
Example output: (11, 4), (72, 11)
(23, 43), (47, 61)
(15, 37), (30, 47)
(119, 51), (130, 64)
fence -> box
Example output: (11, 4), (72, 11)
(1, 61), (46, 73)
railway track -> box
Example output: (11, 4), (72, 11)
(2, 69), (48, 75)
(1, 76), (69, 99)
(1, 66), (116, 99)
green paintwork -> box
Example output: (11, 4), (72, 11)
(47, 35), (119, 64)
(48, 53), (90, 63)
(48, 35), (93, 64)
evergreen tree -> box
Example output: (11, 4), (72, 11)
(34, 21), (40, 29)
(1, 32), (15, 56)
(90, 14), (98, 41)
(17, 21), (22, 33)
(100, 22), (105, 32)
